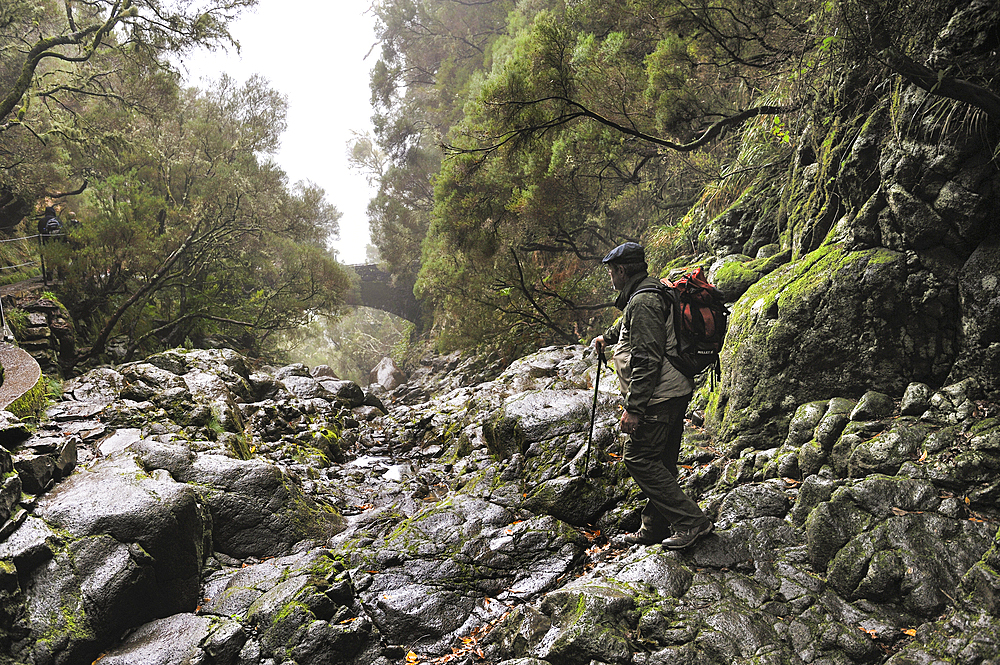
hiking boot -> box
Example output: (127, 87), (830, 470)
(610, 531), (663, 547)
(662, 521), (714, 550)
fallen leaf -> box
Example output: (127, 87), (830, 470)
(902, 628), (916, 636)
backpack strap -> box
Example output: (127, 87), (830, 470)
(628, 285), (684, 359)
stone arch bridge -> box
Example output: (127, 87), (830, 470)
(347, 264), (423, 325)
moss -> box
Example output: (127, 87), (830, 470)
(7, 373), (47, 421)
(968, 417), (1000, 436)
(283, 478), (345, 541)
(714, 243), (905, 442)
(714, 260), (752, 283)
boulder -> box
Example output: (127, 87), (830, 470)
(715, 246), (959, 445)
(130, 440), (344, 558)
(0, 412), (31, 450)
(6, 454), (210, 665)
(369, 356), (407, 390)
(483, 390), (592, 460)
(311, 364), (338, 378)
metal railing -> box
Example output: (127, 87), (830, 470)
(0, 232), (54, 342)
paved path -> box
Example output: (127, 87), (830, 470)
(0, 342), (42, 410)
(0, 276), (49, 410)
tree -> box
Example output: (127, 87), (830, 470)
(0, 0), (257, 209)
(401, 0), (814, 350)
(365, 0), (515, 283)
(53, 75), (351, 365)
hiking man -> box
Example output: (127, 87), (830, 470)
(593, 241), (714, 549)
(38, 206), (63, 241)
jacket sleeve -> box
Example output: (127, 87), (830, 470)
(623, 292), (668, 415)
(603, 316), (622, 345)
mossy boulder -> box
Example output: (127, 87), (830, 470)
(712, 248), (792, 301)
(536, 579), (637, 664)
(483, 389), (593, 461)
(712, 245), (960, 446)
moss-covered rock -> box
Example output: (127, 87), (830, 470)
(712, 244), (959, 447)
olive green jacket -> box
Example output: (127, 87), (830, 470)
(603, 273), (693, 416)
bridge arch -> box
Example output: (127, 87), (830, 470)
(346, 264), (424, 325)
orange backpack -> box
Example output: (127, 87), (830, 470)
(633, 267), (729, 380)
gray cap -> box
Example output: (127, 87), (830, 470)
(601, 242), (645, 264)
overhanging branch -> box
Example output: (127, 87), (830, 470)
(445, 96), (797, 157)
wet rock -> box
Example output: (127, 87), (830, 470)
(900, 381), (933, 416)
(62, 366), (127, 405)
(0, 412), (30, 450)
(521, 475), (615, 527)
(130, 440), (344, 558)
(318, 379), (366, 407)
(370, 356), (407, 390)
(10, 453), (54, 495)
(279, 374), (333, 401)
(847, 420), (929, 477)
(97, 613), (216, 665)
(484, 389), (592, 459)
(536, 579), (637, 664)
(850, 390), (895, 421)
(311, 364), (338, 378)
(2, 454), (210, 665)
(921, 377), (983, 425)
(716, 482), (790, 527)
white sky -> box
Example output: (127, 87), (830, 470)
(179, 1), (378, 265)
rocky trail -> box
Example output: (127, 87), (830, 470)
(0, 345), (998, 665)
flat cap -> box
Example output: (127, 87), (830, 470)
(601, 242), (645, 264)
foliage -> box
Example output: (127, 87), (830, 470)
(364, 0), (1000, 357)
(281, 307), (411, 385)
(0, 233), (40, 285)
(3, 306), (28, 338)
(1, 2), (352, 365)
(362, 0), (836, 351)
(0, 0), (259, 219)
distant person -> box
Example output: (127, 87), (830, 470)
(38, 206), (63, 238)
(592, 242), (714, 550)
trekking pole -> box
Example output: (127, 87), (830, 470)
(584, 346), (606, 476)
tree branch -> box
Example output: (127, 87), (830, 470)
(446, 96), (795, 157)
(882, 49), (1000, 123)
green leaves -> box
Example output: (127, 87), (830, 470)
(44, 73), (350, 364)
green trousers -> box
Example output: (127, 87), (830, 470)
(623, 395), (708, 538)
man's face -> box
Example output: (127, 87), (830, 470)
(608, 264), (627, 291)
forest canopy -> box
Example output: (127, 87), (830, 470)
(3, 0), (995, 367)
(0, 0), (351, 365)
(358, 0), (999, 358)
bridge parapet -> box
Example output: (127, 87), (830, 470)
(347, 264), (422, 325)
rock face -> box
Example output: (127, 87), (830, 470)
(369, 357), (407, 391)
(0, 343), (996, 665)
(704, 1), (1000, 446)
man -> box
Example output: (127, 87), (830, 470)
(593, 242), (714, 549)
